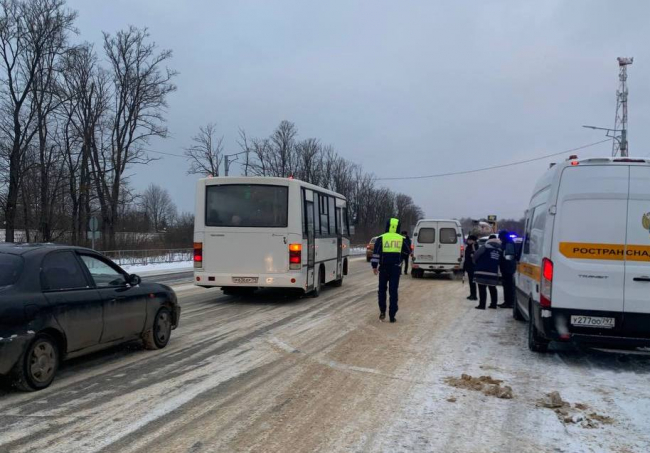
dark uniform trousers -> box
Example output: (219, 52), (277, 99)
(378, 264), (401, 318)
(467, 269), (477, 298)
(501, 273), (515, 306)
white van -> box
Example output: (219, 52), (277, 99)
(411, 219), (464, 278)
(515, 156), (650, 352)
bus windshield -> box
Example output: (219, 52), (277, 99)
(205, 184), (288, 228)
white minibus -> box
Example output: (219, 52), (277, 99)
(411, 219), (464, 278)
(193, 177), (350, 296)
(515, 156), (650, 351)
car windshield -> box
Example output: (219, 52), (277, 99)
(205, 184), (288, 228)
(0, 253), (22, 286)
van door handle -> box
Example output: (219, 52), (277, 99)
(111, 297), (126, 303)
(633, 277), (650, 282)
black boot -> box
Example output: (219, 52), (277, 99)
(379, 312), (386, 322)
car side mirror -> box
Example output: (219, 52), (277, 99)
(129, 274), (141, 286)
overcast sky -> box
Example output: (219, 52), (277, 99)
(67, 0), (650, 220)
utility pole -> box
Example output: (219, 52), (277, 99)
(613, 57), (633, 157)
(223, 150), (250, 176)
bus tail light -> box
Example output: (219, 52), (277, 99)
(289, 243), (302, 270)
(540, 258), (553, 308)
(194, 242), (203, 269)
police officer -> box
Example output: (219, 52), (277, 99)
(371, 218), (411, 323)
(497, 230), (517, 308)
(401, 230), (412, 275)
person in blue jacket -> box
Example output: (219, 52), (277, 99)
(371, 218), (412, 323)
(473, 234), (502, 309)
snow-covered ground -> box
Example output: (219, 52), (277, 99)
(120, 261), (193, 274)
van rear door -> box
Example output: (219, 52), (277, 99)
(414, 223), (436, 264)
(437, 222), (461, 265)
(552, 165), (628, 314)
(623, 166), (650, 328)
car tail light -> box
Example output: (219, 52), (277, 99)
(194, 242), (203, 269)
(289, 243), (302, 270)
(540, 257), (553, 308)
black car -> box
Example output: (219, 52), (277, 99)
(0, 244), (181, 391)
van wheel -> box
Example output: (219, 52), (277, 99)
(12, 334), (59, 391)
(528, 303), (549, 353)
(513, 301), (525, 321)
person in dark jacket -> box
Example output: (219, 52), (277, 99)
(371, 218), (412, 323)
(401, 231), (412, 275)
(497, 230), (517, 308)
(463, 235), (479, 301)
(472, 235), (502, 309)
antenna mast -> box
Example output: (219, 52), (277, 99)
(613, 57), (633, 157)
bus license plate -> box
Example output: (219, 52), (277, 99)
(570, 316), (614, 328)
(232, 277), (258, 284)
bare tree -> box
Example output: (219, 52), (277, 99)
(0, 0), (76, 241)
(141, 183), (176, 232)
(91, 26), (177, 248)
(184, 122), (223, 176)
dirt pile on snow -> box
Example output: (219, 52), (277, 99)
(444, 374), (513, 399)
(537, 391), (614, 428)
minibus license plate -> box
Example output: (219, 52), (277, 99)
(418, 255), (433, 261)
(570, 316), (614, 328)
(232, 277), (258, 284)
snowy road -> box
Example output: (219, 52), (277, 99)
(1, 258), (649, 452)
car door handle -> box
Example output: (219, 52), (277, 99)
(111, 297), (127, 303)
(633, 276), (650, 282)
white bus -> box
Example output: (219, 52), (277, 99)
(193, 176), (351, 296)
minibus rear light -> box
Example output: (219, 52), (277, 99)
(194, 242), (203, 269)
(540, 258), (553, 308)
(289, 243), (302, 270)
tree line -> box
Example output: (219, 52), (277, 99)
(184, 120), (425, 240)
(0, 0), (177, 248)
(0, 0), (421, 249)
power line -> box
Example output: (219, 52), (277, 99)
(376, 139), (612, 181)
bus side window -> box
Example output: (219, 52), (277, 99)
(335, 207), (342, 235)
(319, 195), (329, 236)
(343, 208), (349, 236)
(314, 198), (321, 236)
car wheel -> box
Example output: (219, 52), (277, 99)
(13, 333), (59, 392)
(143, 307), (173, 350)
(513, 300), (524, 321)
(528, 302), (549, 353)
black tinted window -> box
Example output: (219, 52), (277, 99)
(418, 228), (435, 243)
(42, 252), (88, 291)
(0, 253), (23, 286)
(205, 184), (288, 227)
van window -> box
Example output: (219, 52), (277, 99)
(440, 228), (458, 244)
(523, 209), (534, 255)
(418, 228), (435, 243)
(529, 207), (546, 261)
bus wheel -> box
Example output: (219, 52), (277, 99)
(332, 276), (343, 287)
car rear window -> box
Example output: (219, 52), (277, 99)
(440, 228), (458, 244)
(417, 228), (435, 243)
(0, 253), (23, 286)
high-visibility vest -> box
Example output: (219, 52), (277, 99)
(381, 232), (404, 253)
(380, 218), (403, 253)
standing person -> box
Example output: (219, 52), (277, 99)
(473, 234), (502, 309)
(401, 230), (412, 275)
(371, 218), (411, 323)
(463, 235), (479, 301)
(497, 230), (517, 308)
